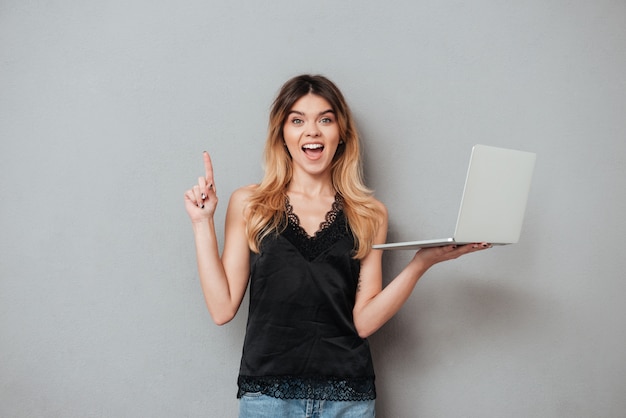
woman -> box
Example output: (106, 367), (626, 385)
(184, 74), (490, 417)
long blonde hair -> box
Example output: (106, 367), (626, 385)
(246, 75), (383, 259)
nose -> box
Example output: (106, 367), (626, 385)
(306, 123), (320, 137)
(307, 127), (320, 138)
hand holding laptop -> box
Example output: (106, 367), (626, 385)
(411, 241), (493, 270)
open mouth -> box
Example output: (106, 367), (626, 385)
(302, 143), (324, 157)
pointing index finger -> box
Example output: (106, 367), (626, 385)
(203, 151), (214, 184)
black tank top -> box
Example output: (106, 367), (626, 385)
(237, 195), (376, 400)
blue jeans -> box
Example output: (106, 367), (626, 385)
(239, 393), (376, 418)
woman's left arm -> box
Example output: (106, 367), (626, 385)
(352, 201), (490, 338)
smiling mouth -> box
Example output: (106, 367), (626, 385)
(302, 143), (324, 156)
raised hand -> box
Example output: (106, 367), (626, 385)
(184, 151), (219, 223)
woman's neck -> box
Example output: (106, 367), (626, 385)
(287, 171), (335, 199)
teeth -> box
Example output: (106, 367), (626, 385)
(302, 144), (324, 149)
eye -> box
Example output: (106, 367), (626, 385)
(291, 118), (304, 125)
(320, 117), (333, 124)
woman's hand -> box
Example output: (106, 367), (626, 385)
(184, 151), (219, 223)
(412, 243), (492, 270)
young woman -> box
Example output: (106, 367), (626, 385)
(184, 75), (490, 417)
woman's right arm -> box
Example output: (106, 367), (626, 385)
(184, 152), (252, 325)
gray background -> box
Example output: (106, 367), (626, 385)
(1, 0), (625, 417)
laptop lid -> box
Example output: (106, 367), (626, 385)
(373, 144), (536, 250)
(452, 144), (536, 243)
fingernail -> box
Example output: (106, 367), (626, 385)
(201, 204), (205, 209)
(201, 193), (206, 199)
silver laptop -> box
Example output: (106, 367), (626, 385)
(372, 144), (536, 250)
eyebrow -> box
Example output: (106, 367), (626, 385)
(288, 109), (335, 117)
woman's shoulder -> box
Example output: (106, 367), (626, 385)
(365, 194), (388, 219)
(232, 183), (267, 200)
(227, 184), (258, 211)
(342, 191), (388, 220)
(372, 196), (387, 212)
(231, 184), (258, 199)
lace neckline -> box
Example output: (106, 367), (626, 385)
(285, 194), (343, 239)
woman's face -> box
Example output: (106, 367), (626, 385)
(282, 93), (341, 178)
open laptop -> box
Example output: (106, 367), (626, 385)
(372, 144), (536, 250)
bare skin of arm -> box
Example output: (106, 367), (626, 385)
(183, 152), (253, 325)
(353, 200), (491, 338)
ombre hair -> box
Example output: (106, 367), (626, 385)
(246, 74), (383, 259)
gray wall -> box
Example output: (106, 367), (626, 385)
(1, 1), (625, 417)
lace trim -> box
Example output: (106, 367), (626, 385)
(237, 375), (376, 401)
(285, 194), (344, 239)
(282, 194), (351, 261)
